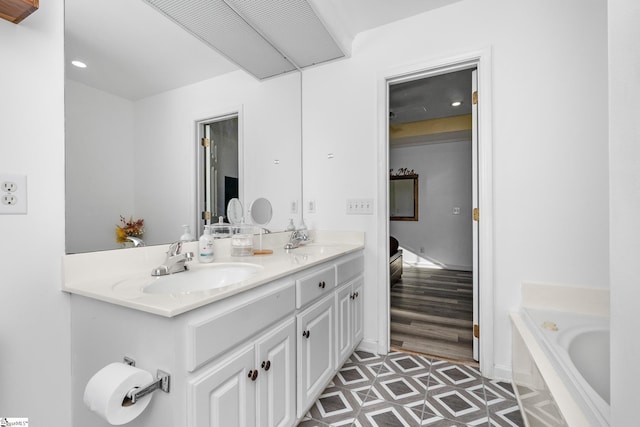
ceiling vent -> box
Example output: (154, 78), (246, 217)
(144, 0), (345, 80)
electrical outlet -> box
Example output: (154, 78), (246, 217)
(0, 174), (27, 214)
(307, 200), (316, 213)
(452, 207), (461, 215)
(2, 181), (17, 192)
(2, 194), (17, 205)
(290, 200), (298, 214)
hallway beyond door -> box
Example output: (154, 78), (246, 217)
(390, 266), (475, 365)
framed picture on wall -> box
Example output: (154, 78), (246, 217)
(390, 170), (418, 221)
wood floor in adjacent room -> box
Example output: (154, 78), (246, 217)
(390, 266), (477, 366)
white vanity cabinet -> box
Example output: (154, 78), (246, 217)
(335, 255), (365, 367)
(256, 319), (296, 427)
(335, 276), (364, 366)
(294, 253), (365, 418)
(296, 293), (335, 418)
(188, 343), (257, 426)
(69, 246), (364, 427)
(186, 279), (297, 427)
(188, 317), (296, 427)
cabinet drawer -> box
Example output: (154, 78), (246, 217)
(296, 265), (336, 309)
(336, 254), (364, 285)
(187, 283), (295, 372)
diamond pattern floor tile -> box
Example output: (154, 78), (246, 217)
(351, 350), (386, 365)
(354, 400), (423, 427)
(297, 420), (331, 427)
(430, 361), (483, 389)
(332, 362), (379, 390)
(297, 351), (525, 427)
(305, 386), (363, 426)
(488, 400), (525, 427)
(379, 352), (433, 379)
(424, 385), (489, 425)
(371, 374), (429, 407)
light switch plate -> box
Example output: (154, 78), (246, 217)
(0, 174), (27, 214)
(346, 198), (373, 215)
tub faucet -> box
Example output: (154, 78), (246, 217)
(151, 241), (194, 276)
(284, 229), (310, 250)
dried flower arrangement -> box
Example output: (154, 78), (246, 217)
(116, 215), (144, 243)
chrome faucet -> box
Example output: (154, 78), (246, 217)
(126, 236), (145, 247)
(284, 229), (310, 250)
(151, 241), (194, 276)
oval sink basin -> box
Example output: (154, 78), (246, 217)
(138, 263), (262, 295)
(293, 243), (340, 256)
(144, 263), (263, 294)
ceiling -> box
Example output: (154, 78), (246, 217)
(65, 0), (463, 101)
(389, 69), (473, 125)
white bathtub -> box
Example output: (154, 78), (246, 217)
(511, 308), (610, 426)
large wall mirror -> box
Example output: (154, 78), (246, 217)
(390, 170), (419, 221)
(64, 0), (302, 253)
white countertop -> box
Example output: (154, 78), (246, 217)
(62, 230), (365, 317)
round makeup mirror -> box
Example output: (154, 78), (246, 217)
(249, 197), (273, 226)
(250, 198), (273, 255)
(227, 198), (244, 225)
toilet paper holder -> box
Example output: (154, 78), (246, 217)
(122, 356), (170, 405)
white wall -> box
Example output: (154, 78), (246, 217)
(608, 0), (640, 424)
(133, 71), (302, 244)
(65, 80), (135, 253)
(0, 3), (71, 426)
(390, 141), (472, 269)
(303, 0), (609, 375)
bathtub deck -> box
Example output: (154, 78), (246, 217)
(511, 311), (603, 427)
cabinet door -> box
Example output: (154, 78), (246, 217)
(255, 318), (296, 427)
(297, 293), (335, 418)
(188, 344), (257, 427)
(352, 276), (364, 347)
(335, 282), (353, 366)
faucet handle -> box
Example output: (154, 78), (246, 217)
(168, 241), (182, 256)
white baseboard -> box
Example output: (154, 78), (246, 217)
(492, 363), (512, 382)
(356, 339), (380, 355)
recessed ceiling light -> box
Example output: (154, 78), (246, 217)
(451, 101), (462, 107)
(71, 60), (87, 68)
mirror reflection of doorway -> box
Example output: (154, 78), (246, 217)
(198, 115), (239, 234)
(388, 68), (478, 366)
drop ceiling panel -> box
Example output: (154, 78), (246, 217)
(144, 0), (297, 79)
(229, 0), (345, 68)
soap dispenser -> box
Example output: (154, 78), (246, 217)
(180, 224), (194, 242)
(198, 225), (214, 263)
(286, 218), (296, 231)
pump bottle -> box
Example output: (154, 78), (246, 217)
(198, 225), (214, 263)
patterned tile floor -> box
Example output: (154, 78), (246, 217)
(297, 350), (524, 427)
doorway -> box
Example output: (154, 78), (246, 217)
(388, 68), (477, 365)
(196, 114), (240, 236)
(376, 51), (494, 376)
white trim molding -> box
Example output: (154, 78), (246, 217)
(376, 48), (496, 378)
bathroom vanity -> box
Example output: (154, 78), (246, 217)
(63, 231), (364, 427)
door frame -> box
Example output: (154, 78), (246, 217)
(195, 107), (244, 238)
(376, 48), (495, 377)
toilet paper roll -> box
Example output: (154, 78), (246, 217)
(83, 362), (154, 425)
